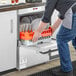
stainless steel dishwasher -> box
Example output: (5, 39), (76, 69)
(17, 5), (59, 70)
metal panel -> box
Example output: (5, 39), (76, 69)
(18, 45), (49, 70)
(18, 40), (58, 70)
(18, 6), (45, 15)
(0, 10), (17, 72)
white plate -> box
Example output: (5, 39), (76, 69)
(31, 18), (41, 31)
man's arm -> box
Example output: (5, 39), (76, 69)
(36, 17), (62, 34)
(51, 18), (62, 33)
(42, 0), (58, 23)
(36, 0), (58, 33)
(32, 0), (60, 42)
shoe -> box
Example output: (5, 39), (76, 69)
(51, 68), (74, 76)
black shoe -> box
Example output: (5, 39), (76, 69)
(51, 68), (74, 76)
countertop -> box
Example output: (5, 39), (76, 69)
(0, 3), (45, 12)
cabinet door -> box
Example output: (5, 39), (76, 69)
(0, 11), (17, 72)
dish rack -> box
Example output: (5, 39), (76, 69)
(20, 26), (52, 41)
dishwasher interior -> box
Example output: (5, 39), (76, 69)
(17, 6), (59, 70)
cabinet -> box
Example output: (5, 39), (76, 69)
(0, 10), (17, 72)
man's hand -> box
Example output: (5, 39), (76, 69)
(32, 21), (48, 42)
(32, 31), (41, 42)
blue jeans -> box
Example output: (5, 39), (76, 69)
(56, 13), (76, 72)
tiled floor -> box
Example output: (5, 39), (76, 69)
(2, 44), (76, 76)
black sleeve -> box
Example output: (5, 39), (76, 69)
(41, 0), (58, 23)
(58, 12), (65, 20)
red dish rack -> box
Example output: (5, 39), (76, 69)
(20, 27), (52, 40)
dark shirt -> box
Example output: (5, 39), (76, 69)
(42, 0), (76, 23)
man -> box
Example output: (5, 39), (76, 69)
(32, 0), (76, 76)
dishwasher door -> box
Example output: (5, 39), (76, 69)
(18, 46), (49, 70)
(17, 39), (58, 70)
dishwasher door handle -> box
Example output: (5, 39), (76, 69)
(10, 19), (13, 34)
(39, 49), (58, 54)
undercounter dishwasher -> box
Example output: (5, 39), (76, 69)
(17, 5), (59, 70)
